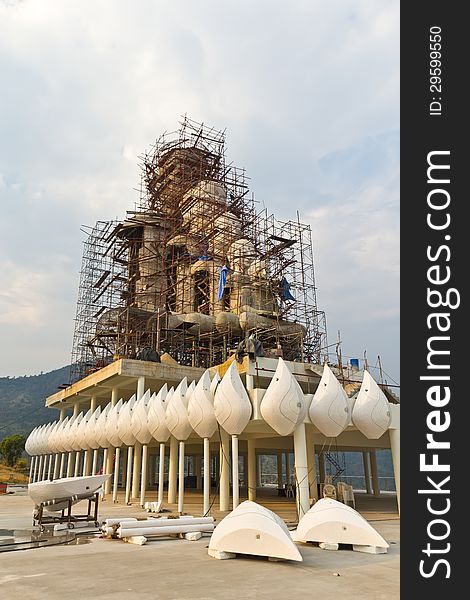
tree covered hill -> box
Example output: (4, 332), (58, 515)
(0, 366), (70, 438)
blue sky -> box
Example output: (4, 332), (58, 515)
(0, 0), (399, 385)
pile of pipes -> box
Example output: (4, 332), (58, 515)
(102, 516), (215, 546)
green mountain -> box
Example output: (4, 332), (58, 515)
(0, 366), (70, 439)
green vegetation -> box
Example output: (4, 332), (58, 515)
(0, 434), (26, 467)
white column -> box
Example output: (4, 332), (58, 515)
(66, 453), (73, 477)
(219, 428), (230, 511)
(389, 428), (400, 514)
(106, 387), (119, 495)
(293, 423), (310, 518)
(84, 449), (92, 476)
(53, 454), (60, 480)
(178, 441), (185, 514)
(100, 448), (108, 498)
(158, 443), (165, 504)
(113, 447), (120, 503)
(90, 396), (97, 412)
(363, 451), (372, 494)
(131, 376), (145, 499)
(247, 439), (257, 501)
(29, 457), (35, 483)
(203, 438), (210, 515)
(125, 446), (133, 504)
(140, 444), (148, 507)
(74, 452), (81, 477)
(92, 449), (98, 475)
(232, 435), (239, 509)
(168, 437), (178, 504)
(132, 441), (142, 499)
(60, 408), (66, 421)
(59, 453), (65, 478)
(37, 455), (43, 481)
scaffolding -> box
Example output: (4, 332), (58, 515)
(70, 117), (327, 382)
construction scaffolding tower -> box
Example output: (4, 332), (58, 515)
(70, 117), (327, 382)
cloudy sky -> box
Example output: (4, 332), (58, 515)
(0, 0), (399, 386)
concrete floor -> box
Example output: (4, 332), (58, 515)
(0, 492), (399, 600)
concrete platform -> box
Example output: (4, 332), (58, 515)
(0, 493), (399, 599)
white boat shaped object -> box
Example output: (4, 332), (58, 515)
(293, 498), (389, 550)
(165, 378), (192, 441)
(28, 474), (111, 511)
(352, 371), (391, 439)
(260, 358), (306, 436)
(309, 363), (350, 437)
(208, 500), (302, 561)
(214, 362), (252, 435)
(187, 370), (217, 438)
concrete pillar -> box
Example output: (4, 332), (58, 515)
(29, 456), (36, 483)
(293, 423), (310, 518)
(370, 450), (380, 496)
(101, 447), (108, 492)
(232, 435), (239, 509)
(178, 441), (185, 514)
(59, 453), (65, 479)
(90, 396), (97, 412)
(219, 428), (230, 511)
(247, 439), (257, 501)
(158, 443), (165, 504)
(285, 451), (291, 485)
(140, 444), (149, 506)
(277, 451), (283, 487)
(131, 376), (145, 499)
(84, 449), (92, 476)
(74, 452), (81, 477)
(60, 408), (66, 421)
(389, 428), (400, 514)
(66, 453), (73, 477)
(306, 427), (318, 501)
(73, 402), (80, 417)
(137, 376), (145, 400)
(125, 446), (133, 504)
(113, 447), (120, 503)
(195, 453), (202, 490)
(53, 454), (60, 480)
(92, 449), (98, 475)
(132, 442), (142, 499)
(363, 451), (373, 494)
(203, 438), (210, 515)
(47, 455), (53, 480)
(168, 437), (178, 504)
(37, 455), (43, 481)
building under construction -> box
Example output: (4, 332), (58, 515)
(70, 117), (327, 382)
(41, 118), (399, 520)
